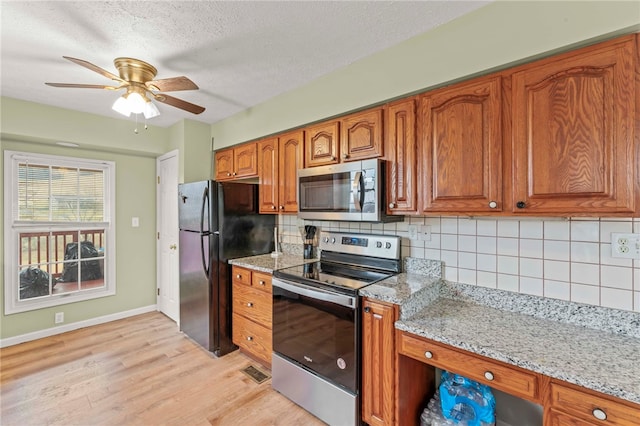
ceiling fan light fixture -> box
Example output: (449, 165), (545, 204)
(112, 95), (132, 117)
(143, 100), (160, 119)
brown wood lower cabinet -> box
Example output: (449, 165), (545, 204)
(231, 266), (273, 367)
(546, 381), (640, 426)
(362, 298), (397, 426)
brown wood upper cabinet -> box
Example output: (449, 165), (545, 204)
(214, 142), (258, 181)
(385, 98), (418, 214)
(340, 107), (384, 162)
(305, 120), (340, 167)
(511, 35), (636, 215)
(419, 74), (503, 213)
(258, 130), (304, 213)
(304, 107), (384, 167)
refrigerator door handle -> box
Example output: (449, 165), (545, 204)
(200, 185), (210, 234)
(201, 234), (210, 278)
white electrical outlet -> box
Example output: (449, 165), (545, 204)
(54, 312), (64, 324)
(611, 233), (640, 259)
(408, 225), (418, 240)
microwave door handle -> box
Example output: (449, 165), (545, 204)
(352, 171), (363, 212)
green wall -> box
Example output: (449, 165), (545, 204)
(210, 0), (640, 149)
(0, 99), (212, 340)
(1, 140), (158, 338)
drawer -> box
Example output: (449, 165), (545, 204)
(232, 313), (272, 366)
(232, 266), (252, 286)
(251, 271), (272, 293)
(398, 332), (540, 402)
(549, 382), (640, 426)
(233, 282), (272, 327)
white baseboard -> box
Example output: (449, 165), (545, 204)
(0, 304), (158, 348)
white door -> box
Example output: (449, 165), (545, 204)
(157, 150), (179, 322)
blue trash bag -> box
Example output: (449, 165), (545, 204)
(439, 371), (496, 426)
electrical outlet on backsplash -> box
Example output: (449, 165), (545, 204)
(278, 214), (640, 313)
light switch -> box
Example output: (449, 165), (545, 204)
(132, 217), (140, 227)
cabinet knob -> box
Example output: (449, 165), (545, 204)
(246, 336), (253, 341)
(364, 307), (371, 313)
(247, 302), (253, 307)
(484, 371), (494, 381)
(271, 205), (276, 210)
(424, 351), (433, 359)
(516, 201), (526, 209)
(389, 202), (396, 209)
(330, 156), (336, 161)
(592, 408), (607, 421)
(236, 274), (242, 279)
(488, 201), (497, 209)
(279, 205), (284, 210)
(259, 280), (265, 286)
(226, 172), (231, 177)
(232, 172), (237, 176)
(342, 153), (349, 159)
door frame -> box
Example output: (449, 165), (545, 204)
(156, 149), (180, 324)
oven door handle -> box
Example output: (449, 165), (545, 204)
(272, 278), (356, 309)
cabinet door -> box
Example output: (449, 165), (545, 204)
(420, 75), (503, 213)
(305, 121), (340, 167)
(279, 130), (304, 213)
(341, 108), (383, 162)
(386, 99), (417, 214)
(258, 138), (279, 213)
(233, 143), (258, 178)
(362, 299), (397, 426)
(512, 36), (635, 214)
(214, 148), (235, 181)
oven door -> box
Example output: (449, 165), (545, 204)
(272, 277), (358, 393)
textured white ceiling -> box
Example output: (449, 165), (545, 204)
(1, 1), (489, 127)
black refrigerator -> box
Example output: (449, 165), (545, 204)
(178, 181), (275, 356)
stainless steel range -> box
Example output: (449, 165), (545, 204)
(272, 231), (401, 426)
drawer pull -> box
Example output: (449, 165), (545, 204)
(246, 336), (253, 341)
(484, 371), (494, 381)
(424, 351), (433, 359)
(247, 302), (253, 307)
(236, 274), (241, 279)
(592, 408), (607, 421)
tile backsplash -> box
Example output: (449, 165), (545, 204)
(277, 215), (640, 313)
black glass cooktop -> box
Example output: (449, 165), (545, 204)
(273, 260), (394, 293)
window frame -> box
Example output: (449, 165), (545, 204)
(4, 150), (117, 314)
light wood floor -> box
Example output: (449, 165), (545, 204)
(0, 312), (326, 426)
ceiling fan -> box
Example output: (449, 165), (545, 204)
(45, 56), (206, 118)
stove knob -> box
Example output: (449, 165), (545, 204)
(385, 242), (392, 249)
(376, 241), (382, 248)
(324, 237), (329, 243)
(331, 237), (336, 244)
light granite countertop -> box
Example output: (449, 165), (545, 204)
(228, 252), (314, 273)
(361, 258), (640, 406)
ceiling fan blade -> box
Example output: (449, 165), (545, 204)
(62, 56), (124, 83)
(146, 76), (198, 92)
(153, 93), (205, 115)
(45, 82), (121, 90)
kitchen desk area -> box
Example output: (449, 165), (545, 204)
(361, 258), (640, 426)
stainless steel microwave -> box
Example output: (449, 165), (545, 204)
(297, 159), (402, 222)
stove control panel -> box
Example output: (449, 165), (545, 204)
(319, 231), (400, 260)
